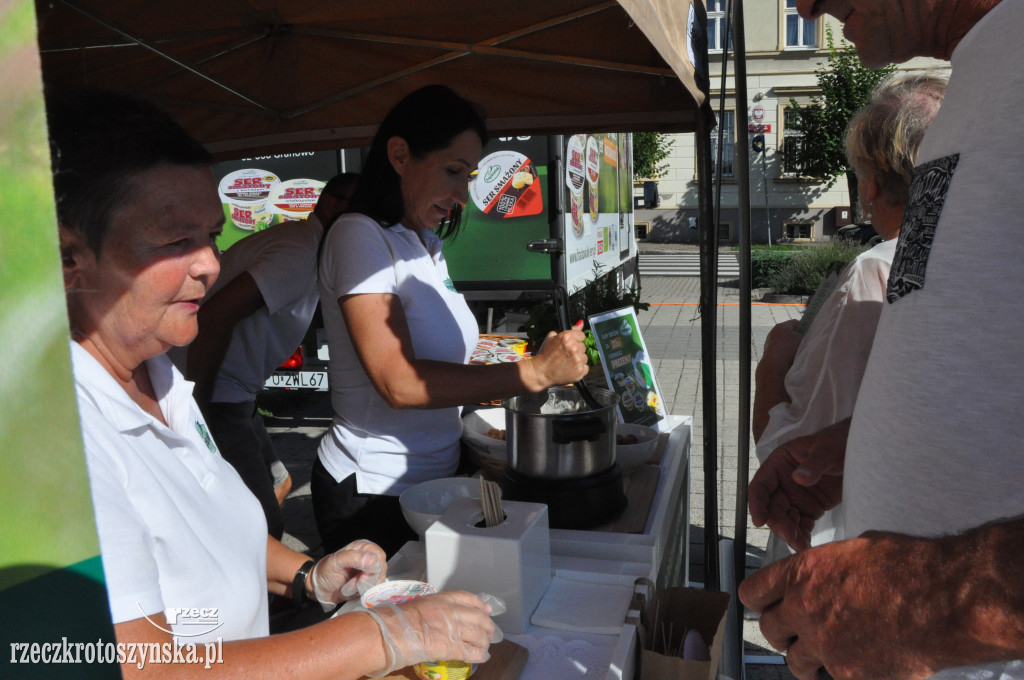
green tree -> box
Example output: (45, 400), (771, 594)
(632, 131), (674, 180)
(786, 26), (895, 218)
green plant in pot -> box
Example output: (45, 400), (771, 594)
(520, 263), (648, 367)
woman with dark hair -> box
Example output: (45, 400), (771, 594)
(315, 85), (589, 555)
(54, 88), (494, 679)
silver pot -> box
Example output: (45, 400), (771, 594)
(502, 386), (619, 479)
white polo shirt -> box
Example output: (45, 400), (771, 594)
(73, 342), (269, 642)
(756, 239), (896, 545)
(317, 213), (479, 495)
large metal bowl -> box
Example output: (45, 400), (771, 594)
(502, 386), (619, 479)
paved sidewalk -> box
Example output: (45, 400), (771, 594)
(634, 273), (803, 678)
(263, 259), (806, 678)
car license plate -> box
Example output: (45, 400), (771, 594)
(264, 371), (327, 390)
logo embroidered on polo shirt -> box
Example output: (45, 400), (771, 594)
(194, 420), (218, 453)
(887, 154), (959, 303)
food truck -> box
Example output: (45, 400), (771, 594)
(210, 131), (640, 391)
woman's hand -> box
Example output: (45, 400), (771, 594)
(364, 591), (495, 677)
(529, 325), (589, 390)
(311, 539), (387, 604)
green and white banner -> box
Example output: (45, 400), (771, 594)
(0, 3), (118, 677)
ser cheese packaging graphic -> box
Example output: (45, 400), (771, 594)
(469, 150), (542, 219)
(266, 178), (325, 221)
(218, 168), (280, 231)
(565, 135), (588, 237)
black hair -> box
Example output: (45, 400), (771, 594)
(346, 84), (488, 240)
(320, 172), (361, 202)
(46, 88), (213, 255)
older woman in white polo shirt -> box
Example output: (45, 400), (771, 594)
(54, 88), (494, 679)
(315, 85), (589, 556)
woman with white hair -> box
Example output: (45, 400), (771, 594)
(752, 72), (947, 555)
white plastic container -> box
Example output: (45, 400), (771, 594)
(425, 496), (551, 634)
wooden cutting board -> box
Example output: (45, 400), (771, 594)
(375, 640), (529, 680)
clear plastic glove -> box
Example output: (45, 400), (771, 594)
(476, 593), (506, 643)
(364, 591), (494, 677)
(310, 539), (386, 605)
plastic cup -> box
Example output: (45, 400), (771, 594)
(360, 580), (436, 608)
(360, 581), (475, 680)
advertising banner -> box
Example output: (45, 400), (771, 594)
(564, 133), (635, 294)
(444, 135), (552, 283)
(588, 307), (668, 430)
(213, 151), (339, 250)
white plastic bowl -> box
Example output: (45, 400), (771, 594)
(398, 477), (481, 536)
(615, 422), (660, 471)
(460, 407), (508, 463)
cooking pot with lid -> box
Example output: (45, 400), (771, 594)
(502, 386), (618, 479)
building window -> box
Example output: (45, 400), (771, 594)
(784, 220), (813, 240)
(707, 0), (732, 52)
(782, 108), (809, 176)
(784, 0), (817, 48)
(717, 222), (732, 242)
(710, 110), (734, 178)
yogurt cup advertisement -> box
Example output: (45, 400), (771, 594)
(213, 150), (340, 250)
(469, 149), (543, 219)
(442, 135), (551, 284)
(588, 306), (667, 430)
(564, 133), (632, 295)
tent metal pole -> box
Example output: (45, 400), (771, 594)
(732, 0), (753, 666)
(695, 103), (720, 591)
(732, 0), (752, 589)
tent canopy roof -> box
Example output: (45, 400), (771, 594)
(36, 0), (709, 158)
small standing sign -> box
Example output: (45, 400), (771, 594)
(588, 306), (668, 430)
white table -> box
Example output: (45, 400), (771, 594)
(353, 416), (692, 680)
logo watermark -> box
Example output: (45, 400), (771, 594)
(141, 604), (224, 637)
(9, 637), (223, 670)
(6, 603), (228, 671)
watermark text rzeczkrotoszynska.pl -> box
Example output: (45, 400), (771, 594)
(9, 637), (224, 670)
(8, 604), (226, 670)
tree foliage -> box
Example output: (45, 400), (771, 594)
(786, 27), (895, 212)
(632, 131), (674, 180)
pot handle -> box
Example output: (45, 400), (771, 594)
(551, 415), (607, 444)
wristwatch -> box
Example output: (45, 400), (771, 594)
(292, 559), (317, 608)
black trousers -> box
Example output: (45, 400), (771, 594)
(311, 458), (416, 559)
(204, 401), (285, 540)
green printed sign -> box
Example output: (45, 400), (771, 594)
(588, 307), (667, 430)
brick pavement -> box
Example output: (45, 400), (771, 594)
(634, 272), (803, 677)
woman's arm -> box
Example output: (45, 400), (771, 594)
(114, 569), (493, 679)
(753, 319), (803, 441)
(341, 292), (588, 409)
(186, 272), (265, 408)
(114, 609), (387, 679)
(112, 537), (494, 679)
(264, 537), (386, 604)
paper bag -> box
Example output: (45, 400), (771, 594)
(636, 586), (730, 680)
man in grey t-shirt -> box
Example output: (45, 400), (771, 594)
(740, 2), (1024, 680)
